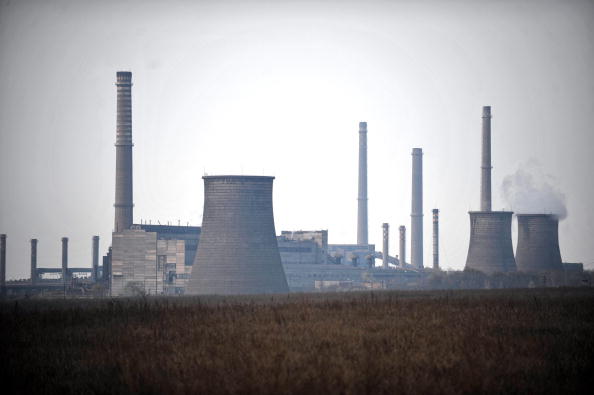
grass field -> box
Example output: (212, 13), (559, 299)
(2, 288), (594, 394)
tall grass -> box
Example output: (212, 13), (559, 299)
(2, 288), (593, 394)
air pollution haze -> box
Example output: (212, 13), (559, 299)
(502, 160), (568, 220)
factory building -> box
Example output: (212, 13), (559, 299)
(327, 244), (376, 267)
(111, 225), (200, 296)
(277, 230), (328, 265)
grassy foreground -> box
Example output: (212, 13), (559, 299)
(2, 288), (594, 394)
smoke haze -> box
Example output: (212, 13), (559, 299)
(502, 160), (568, 220)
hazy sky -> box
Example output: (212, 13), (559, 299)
(1, 0), (593, 279)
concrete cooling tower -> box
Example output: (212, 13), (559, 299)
(515, 214), (563, 273)
(465, 106), (516, 274)
(186, 176), (289, 295)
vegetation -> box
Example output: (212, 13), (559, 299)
(2, 288), (594, 394)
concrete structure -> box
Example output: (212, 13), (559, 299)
(278, 230), (328, 265)
(432, 209), (439, 270)
(382, 223), (389, 268)
(111, 225), (200, 296)
(411, 148), (423, 269)
(328, 244), (375, 267)
(480, 106), (492, 212)
(1, 234), (6, 296)
(114, 71), (134, 232)
(516, 214), (563, 273)
(187, 176), (288, 295)
(465, 106), (516, 274)
(399, 226), (406, 267)
(357, 122), (368, 245)
(277, 230), (328, 265)
(30, 239), (38, 285)
(61, 237), (68, 282)
(92, 236), (99, 282)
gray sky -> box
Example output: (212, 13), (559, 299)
(1, 0), (593, 279)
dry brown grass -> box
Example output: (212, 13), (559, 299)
(2, 288), (594, 394)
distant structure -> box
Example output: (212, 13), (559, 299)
(61, 237), (68, 283)
(465, 106), (516, 274)
(1, 234), (6, 296)
(30, 239), (38, 285)
(382, 223), (389, 268)
(111, 225), (200, 296)
(92, 236), (99, 282)
(328, 244), (375, 267)
(516, 214), (563, 273)
(399, 225), (406, 267)
(357, 121), (368, 245)
(277, 230), (328, 265)
(411, 148), (423, 269)
(186, 176), (288, 295)
(114, 71), (134, 232)
(432, 209), (439, 270)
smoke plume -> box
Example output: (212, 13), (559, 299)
(501, 159), (568, 220)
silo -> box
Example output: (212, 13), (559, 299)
(516, 214), (563, 272)
(186, 176), (289, 295)
(465, 106), (516, 274)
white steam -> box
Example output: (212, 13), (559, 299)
(501, 159), (568, 220)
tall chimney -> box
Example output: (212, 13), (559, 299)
(0, 234), (6, 297)
(357, 122), (368, 245)
(411, 148), (423, 269)
(61, 237), (68, 283)
(480, 106), (492, 212)
(92, 236), (99, 282)
(30, 239), (38, 285)
(399, 226), (406, 267)
(382, 223), (389, 269)
(432, 209), (439, 270)
(114, 71), (134, 232)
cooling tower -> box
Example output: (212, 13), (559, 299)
(114, 71), (134, 232)
(465, 106), (516, 274)
(399, 226), (406, 267)
(357, 122), (368, 245)
(411, 148), (423, 269)
(382, 223), (389, 268)
(186, 176), (289, 295)
(516, 214), (563, 272)
(432, 209), (439, 270)
(31, 239), (38, 285)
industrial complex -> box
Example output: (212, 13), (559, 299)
(0, 71), (588, 298)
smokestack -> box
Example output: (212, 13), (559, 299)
(0, 234), (6, 297)
(61, 237), (68, 283)
(480, 106), (492, 212)
(114, 71), (134, 232)
(382, 223), (389, 269)
(516, 214), (563, 273)
(432, 209), (439, 270)
(30, 239), (38, 285)
(411, 148), (423, 269)
(92, 236), (99, 282)
(399, 226), (406, 267)
(466, 106), (516, 274)
(357, 122), (368, 245)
